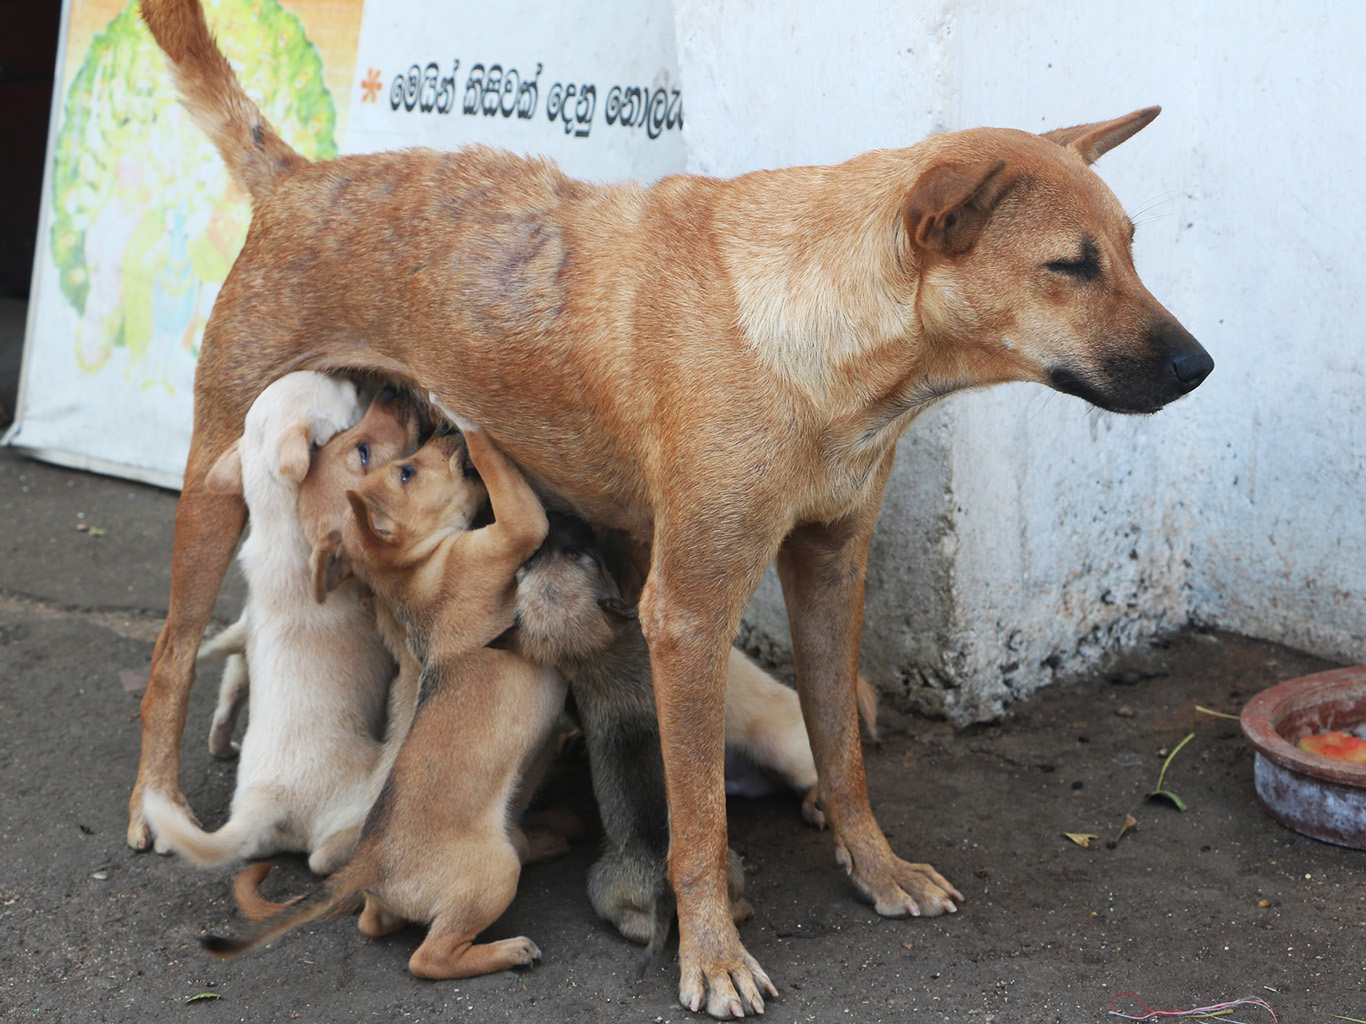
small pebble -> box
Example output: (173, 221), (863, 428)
(1116, 706), (1135, 718)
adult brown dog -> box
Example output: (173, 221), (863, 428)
(134, 0), (1212, 1015)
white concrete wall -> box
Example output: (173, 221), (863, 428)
(677, 0), (1366, 721)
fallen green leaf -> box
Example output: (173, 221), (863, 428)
(1147, 789), (1188, 812)
(1062, 832), (1099, 848)
(1147, 732), (1195, 811)
(1195, 704), (1240, 721)
(185, 993), (221, 1004)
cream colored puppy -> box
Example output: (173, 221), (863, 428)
(145, 372), (399, 874)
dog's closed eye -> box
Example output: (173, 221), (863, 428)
(1045, 237), (1101, 281)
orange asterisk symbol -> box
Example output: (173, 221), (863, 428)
(360, 68), (384, 103)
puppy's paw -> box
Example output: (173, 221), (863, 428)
(522, 806), (586, 844)
(507, 936), (542, 966)
(835, 841), (962, 918)
(207, 720), (240, 759)
(799, 787), (826, 829)
(428, 394), (479, 435)
(519, 826), (572, 865)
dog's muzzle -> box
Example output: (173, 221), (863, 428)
(1049, 320), (1213, 414)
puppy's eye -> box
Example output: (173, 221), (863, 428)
(356, 442), (371, 468)
(1045, 238), (1101, 281)
(399, 464), (416, 484)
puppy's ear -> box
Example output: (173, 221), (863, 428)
(904, 159), (1013, 257)
(309, 530), (351, 603)
(204, 440), (243, 494)
(278, 424), (312, 484)
(1042, 106), (1160, 165)
(347, 489), (400, 547)
(599, 597), (637, 621)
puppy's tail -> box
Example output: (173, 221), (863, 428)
(203, 866), (362, 959)
(232, 861), (296, 922)
(139, 0), (305, 201)
(641, 883), (675, 968)
(142, 788), (257, 867)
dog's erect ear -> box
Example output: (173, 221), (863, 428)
(904, 159), (1012, 257)
(278, 423), (312, 484)
(1042, 106), (1160, 165)
(599, 597), (638, 621)
(309, 529), (353, 603)
(204, 440), (243, 494)
(347, 489), (400, 547)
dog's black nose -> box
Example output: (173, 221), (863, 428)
(1169, 344), (1214, 392)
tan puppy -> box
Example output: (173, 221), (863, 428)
(204, 426), (557, 978)
(136, 2), (1213, 1013)
(194, 388), (423, 760)
(144, 371), (401, 875)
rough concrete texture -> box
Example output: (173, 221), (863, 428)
(2, 439), (1363, 1023)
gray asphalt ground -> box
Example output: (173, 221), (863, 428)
(2, 294), (1363, 1023)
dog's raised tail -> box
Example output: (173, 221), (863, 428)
(139, 0), (305, 201)
(202, 869), (361, 959)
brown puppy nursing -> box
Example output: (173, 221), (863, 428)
(208, 427), (559, 978)
(137, 0), (1212, 1012)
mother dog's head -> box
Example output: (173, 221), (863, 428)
(902, 106), (1212, 415)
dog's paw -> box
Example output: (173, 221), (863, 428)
(835, 841), (962, 917)
(207, 723), (240, 760)
(507, 936), (542, 966)
(126, 811), (153, 851)
(678, 922), (776, 1018)
(799, 787), (826, 829)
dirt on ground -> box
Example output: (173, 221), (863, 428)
(1, 442), (1363, 1024)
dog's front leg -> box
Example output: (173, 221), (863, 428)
(776, 468), (962, 919)
(128, 483), (246, 850)
(640, 537), (780, 1019)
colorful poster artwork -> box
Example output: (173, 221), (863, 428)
(8, 0), (684, 487)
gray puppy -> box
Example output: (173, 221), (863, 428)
(507, 513), (750, 955)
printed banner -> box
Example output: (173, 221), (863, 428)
(6, 0), (685, 488)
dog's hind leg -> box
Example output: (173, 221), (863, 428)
(406, 853), (534, 979)
(408, 930), (542, 980)
(207, 652), (248, 758)
(199, 609), (248, 757)
(129, 476), (247, 850)
(775, 454), (961, 920)
(357, 895), (405, 938)
(309, 825), (361, 875)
